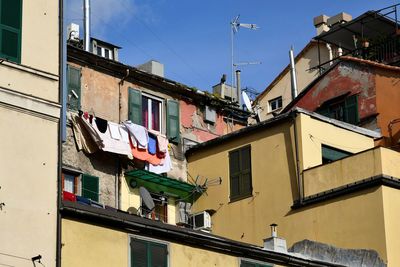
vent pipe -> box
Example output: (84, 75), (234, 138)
(289, 46), (298, 100)
(84, 0), (90, 52)
(236, 70), (241, 106)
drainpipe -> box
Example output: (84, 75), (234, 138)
(116, 69), (130, 209)
(326, 43), (333, 65)
(56, 0), (65, 265)
(292, 112), (303, 203)
(289, 46), (298, 100)
(83, 0), (90, 52)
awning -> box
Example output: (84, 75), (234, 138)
(125, 169), (203, 201)
(315, 10), (399, 51)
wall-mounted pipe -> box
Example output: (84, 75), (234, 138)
(236, 70), (241, 107)
(326, 43), (333, 65)
(289, 46), (298, 100)
(84, 0), (90, 52)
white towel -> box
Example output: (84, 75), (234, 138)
(124, 121), (148, 149)
(109, 122), (121, 140)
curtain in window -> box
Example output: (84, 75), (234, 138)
(151, 99), (160, 131)
(142, 96), (149, 129)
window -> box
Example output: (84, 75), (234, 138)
(0, 0), (22, 63)
(322, 145), (352, 164)
(141, 193), (168, 223)
(268, 96), (282, 112)
(130, 237), (168, 267)
(241, 259), (272, 267)
(96, 45), (113, 60)
(128, 88), (180, 143)
(229, 145), (252, 201)
(142, 95), (162, 132)
(317, 94), (359, 125)
(62, 170), (99, 202)
(67, 65), (81, 110)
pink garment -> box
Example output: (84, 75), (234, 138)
(148, 150), (172, 174)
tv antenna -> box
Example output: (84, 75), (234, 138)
(230, 15), (260, 102)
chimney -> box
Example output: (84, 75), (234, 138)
(327, 12), (352, 27)
(263, 224), (287, 253)
(236, 70), (241, 106)
(137, 60), (164, 77)
(313, 14), (330, 35)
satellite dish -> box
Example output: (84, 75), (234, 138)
(139, 187), (155, 211)
(242, 91), (253, 112)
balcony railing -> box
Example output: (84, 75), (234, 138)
(352, 35), (400, 65)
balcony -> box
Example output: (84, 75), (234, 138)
(303, 147), (400, 198)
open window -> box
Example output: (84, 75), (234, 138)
(62, 170), (99, 202)
(128, 88), (180, 143)
(317, 94), (359, 125)
(141, 192), (168, 223)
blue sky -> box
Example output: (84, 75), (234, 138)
(66, 0), (399, 96)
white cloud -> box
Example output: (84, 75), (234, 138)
(65, 0), (137, 38)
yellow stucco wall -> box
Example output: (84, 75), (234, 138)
(382, 187), (400, 267)
(62, 219), (128, 267)
(297, 114), (375, 171)
(0, 107), (58, 267)
(63, 218), (271, 267)
(21, 0), (59, 75)
(303, 147), (400, 197)
(187, 113), (391, 263)
(0, 1), (59, 103)
(170, 243), (238, 267)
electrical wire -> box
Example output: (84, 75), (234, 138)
(0, 252), (30, 261)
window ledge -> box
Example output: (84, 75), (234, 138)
(229, 193), (253, 203)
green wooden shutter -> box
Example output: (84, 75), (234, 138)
(229, 150), (240, 199)
(81, 174), (99, 202)
(345, 95), (359, 124)
(240, 146), (252, 196)
(130, 238), (167, 267)
(0, 0), (22, 63)
(166, 100), (180, 143)
(67, 65), (81, 110)
(128, 88), (142, 125)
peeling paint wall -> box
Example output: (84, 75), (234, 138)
(295, 61), (377, 127)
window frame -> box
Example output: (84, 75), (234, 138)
(229, 145), (253, 202)
(62, 170), (81, 195)
(268, 96), (283, 113)
(129, 235), (169, 267)
(0, 0), (23, 64)
(61, 169), (100, 202)
(141, 92), (164, 133)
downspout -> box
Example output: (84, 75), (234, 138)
(326, 43), (333, 66)
(289, 46), (298, 100)
(116, 69), (130, 209)
(292, 112), (303, 204)
(56, 0), (65, 265)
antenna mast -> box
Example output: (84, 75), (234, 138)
(230, 15), (259, 102)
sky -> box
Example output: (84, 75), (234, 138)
(66, 0), (399, 97)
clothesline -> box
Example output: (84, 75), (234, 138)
(70, 111), (172, 174)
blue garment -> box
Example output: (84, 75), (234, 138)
(148, 134), (157, 155)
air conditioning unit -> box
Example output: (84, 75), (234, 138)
(189, 211), (211, 231)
